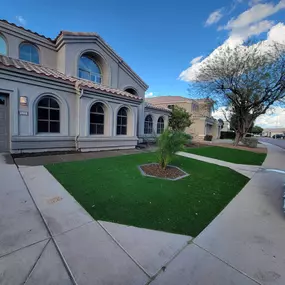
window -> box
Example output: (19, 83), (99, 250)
(192, 103), (199, 112)
(0, 35), (7, 55)
(157, 117), (164, 134)
(19, 43), (39, 64)
(79, 55), (102, 84)
(37, 96), (60, 133)
(117, 107), (128, 135)
(144, 115), (153, 134)
(90, 103), (104, 135)
(125, 88), (137, 96)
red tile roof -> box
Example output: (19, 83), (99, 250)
(145, 102), (171, 112)
(0, 19), (54, 42)
(146, 96), (194, 104)
(0, 55), (142, 101)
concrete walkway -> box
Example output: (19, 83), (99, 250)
(177, 151), (261, 178)
(156, 143), (284, 285)
(1, 142), (285, 285)
(0, 153), (192, 285)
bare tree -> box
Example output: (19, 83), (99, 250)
(190, 41), (285, 145)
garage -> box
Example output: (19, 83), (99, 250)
(0, 93), (9, 152)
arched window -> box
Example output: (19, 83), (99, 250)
(117, 107), (128, 135)
(90, 103), (104, 135)
(157, 117), (164, 134)
(79, 55), (102, 84)
(0, 35), (7, 55)
(37, 96), (60, 133)
(144, 115), (153, 134)
(125, 88), (137, 96)
(19, 43), (39, 64)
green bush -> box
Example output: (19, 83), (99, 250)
(242, 137), (258, 148)
(157, 129), (189, 169)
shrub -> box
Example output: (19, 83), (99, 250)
(204, 135), (213, 141)
(220, 131), (236, 139)
(157, 129), (189, 169)
(242, 137), (258, 148)
(169, 106), (192, 132)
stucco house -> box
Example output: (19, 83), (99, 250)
(0, 20), (170, 153)
(146, 96), (221, 141)
(262, 128), (285, 137)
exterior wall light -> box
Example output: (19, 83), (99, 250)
(20, 96), (28, 106)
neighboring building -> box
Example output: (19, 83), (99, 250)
(0, 20), (170, 153)
(262, 128), (285, 137)
(146, 96), (222, 140)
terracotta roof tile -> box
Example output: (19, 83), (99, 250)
(145, 102), (171, 112)
(0, 19), (54, 42)
(146, 96), (194, 104)
(0, 55), (142, 101)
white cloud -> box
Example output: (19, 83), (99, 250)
(255, 107), (285, 127)
(213, 106), (285, 128)
(225, 1), (285, 30)
(205, 9), (224, 26)
(190, 55), (203, 65)
(16, 16), (27, 26)
(145, 92), (154, 98)
(226, 19), (274, 46)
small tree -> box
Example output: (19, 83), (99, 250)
(157, 129), (189, 169)
(190, 41), (285, 145)
(169, 105), (192, 132)
(251, 125), (263, 134)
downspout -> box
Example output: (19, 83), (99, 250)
(75, 88), (84, 151)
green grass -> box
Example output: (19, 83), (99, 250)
(185, 146), (266, 165)
(46, 153), (248, 237)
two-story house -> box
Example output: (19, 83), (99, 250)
(146, 96), (222, 140)
(0, 20), (170, 153)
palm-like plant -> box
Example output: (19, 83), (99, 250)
(157, 128), (190, 169)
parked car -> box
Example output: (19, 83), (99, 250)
(272, 134), (285, 139)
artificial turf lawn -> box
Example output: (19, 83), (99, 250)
(46, 152), (249, 237)
(185, 146), (266, 165)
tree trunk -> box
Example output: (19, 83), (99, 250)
(233, 132), (242, 146)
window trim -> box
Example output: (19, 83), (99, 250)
(0, 34), (8, 56)
(144, 114), (153, 134)
(157, 116), (165, 134)
(36, 96), (60, 134)
(116, 107), (128, 136)
(19, 42), (40, 64)
(89, 102), (105, 135)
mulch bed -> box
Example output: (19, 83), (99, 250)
(140, 163), (186, 179)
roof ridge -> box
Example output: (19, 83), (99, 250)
(0, 19), (54, 42)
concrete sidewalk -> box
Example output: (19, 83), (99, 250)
(0, 154), (73, 284)
(2, 142), (285, 285)
(177, 151), (261, 178)
(153, 143), (285, 285)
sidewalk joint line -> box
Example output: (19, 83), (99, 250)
(23, 239), (51, 284)
(17, 167), (79, 285)
(193, 242), (263, 285)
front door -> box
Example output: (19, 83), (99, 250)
(0, 93), (9, 152)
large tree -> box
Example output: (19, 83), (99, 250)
(191, 42), (285, 145)
(169, 105), (192, 132)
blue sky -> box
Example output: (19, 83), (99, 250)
(1, 0), (285, 127)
